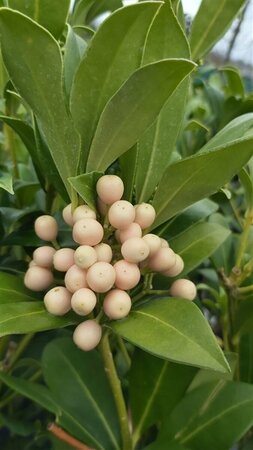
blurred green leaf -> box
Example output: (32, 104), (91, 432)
(221, 66), (245, 99)
(0, 170), (13, 194)
(239, 332), (253, 383)
(235, 297), (253, 334)
(68, 171), (103, 210)
(239, 168), (253, 208)
(190, 0), (246, 60)
(110, 298), (229, 372)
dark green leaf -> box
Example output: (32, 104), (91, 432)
(87, 59), (195, 172)
(239, 168), (253, 207)
(0, 271), (35, 303)
(0, 170), (13, 194)
(239, 332), (253, 383)
(235, 296), (253, 333)
(120, 145), (138, 201)
(110, 298), (229, 372)
(68, 171), (103, 210)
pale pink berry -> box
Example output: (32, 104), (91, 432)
(103, 289), (131, 319)
(73, 205), (96, 222)
(72, 218), (104, 246)
(149, 247), (176, 272)
(163, 255), (184, 277)
(53, 248), (75, 272)
(34, 215), (58, 241)
(24, 266), (54, 291)
(108, 200), (135, 230)
(29, 260), (37, 267)
(64, 265), (88, 293)
(97, 197), (108, 216)
(74, 245), (97, 269)
(170, 278), (196, 300)
(71, 288), (97, 316)
(62, 204), (74, 226)
(44, 286), (71, 315)
(118, 222), (142, 243)
(96, 175), (124, 205)
(114, 260), (140, 290)
(142, 234), (161, 256)
(161, 238), (169, 248)
(86, 262), (116, 293)
(121, 237), (149, 263)
(134, 203), (156, 229)
(94, 243), (112, 263)
(73, 320), (102, 351)
(33, 246), (56, 268)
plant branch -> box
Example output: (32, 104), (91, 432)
(48, 423), (94, 450)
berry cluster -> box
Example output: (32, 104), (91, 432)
(24, 175), (197, 351)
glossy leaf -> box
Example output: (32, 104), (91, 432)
(70, 2), (162, 169)
(0, 8), (80, 199)
(87, 59), (195, 172)
(190, 0), (246, 60)
(64, 25), (87, 98)
(68, 171), (103, 210)
(42, 338), (121, 450)
(110, 298), (229, 372)
(135, 1), (190, 202)
(8, 0), (70, 39)
(130, 349), (197, 444)
(159, 380), (253, 450)
(152, 116), (253, 228)
(0, 302), (77, 336)
(0, 271), (35, 303)
(0, 171), (13, 194)
(169, 222), (231, 275)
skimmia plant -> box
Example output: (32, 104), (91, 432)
(0, 0), (253, 449)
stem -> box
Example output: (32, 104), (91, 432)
(238, 285), (253, 295)
(48, 423), (94, 450)
(3, 122), (19, 179)
(7, 333), (34, 371)
(100, 332), (132, 450)
(0, 369), (42, 409)
(235, 209), (253, 270)
(117, 336), (131, 370)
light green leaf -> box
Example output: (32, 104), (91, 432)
(0, 8), (80, 199)
(110, 298), (229, 372)
(68, 171), (103, 210)
(152, 115), (253, 229)
(130, 349), (197, 445)
(0, 302), (77, 336)
(43, 338), (121, 450)
(64, 25), (87, 98)
(87, 58), (195, 172)
(70, 2), (162, 169)
(0, 171), (13, 194)
(8, 0), (70, 39)
(190, 0), (246, 60)
(169, 222), (231, 275)
(135, 1), (190, 202)
(0, 271), (35, 303)
(221, 66), (245, 99)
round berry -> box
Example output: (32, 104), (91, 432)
(114, 260), (140, 290)
(96, 175), (124, 205)
(121, 237), (149, 263)
(72, 218), (104, 246)
(149, 247), (176, 272)
(34, 215), (58, 241)
(64, 265), (88, 293)
(62, 204), (74, 227)
(24, 266), (53, 291)
(53, 248), (75, 272)
(142, 234), (161, 256)
(103, 289), (131, 319)
(73, 320), (102, 351)
(74, 245), (97, 269)
(134, 203), (156, 229)
(71, 288), (97, 316)
(33, 246), (56, 268)
(29, 260), (37, 268)
(94, 243), (112, 263)
(108, 201), (135, 230)
(160, 238), (169, 248)
(86, 262), (116, 293)
(163, 255), (184, 277)
(170, 279), (196, 300)
(73, 205), (96, 222)
(118, 222), (142, 243)
(44, 286), (71, 315)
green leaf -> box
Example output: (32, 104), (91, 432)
(190, 0), (246, 60)
(68, 171), (103, 210)
(8, 0), (70, 39)
(0, 302), (77, 336)
(169, 222), (231, 275)
(71, 0), (95, 26)
(87, 59), (195, 172)
(70, 2), (162, 169)
(239, 332), (253, 383)
(42, 337), (121, 450)
(64, 25), (87, 99)
(135, 1), (190, 202)
(110, 298), (229, 373)
(159, 380), (253, 450)
(235, 296), (253, 334)
(152, 115), (253, 229)
(0, 170), (13, 194)
(145, 440), (190, 450)
(0, 271), (35, 303)
(0, 8), (80, 199)
(120, 145), (138, 201)
(221, 66), (245, 99)
(239, 168), (253, 208)
(130, 349), (197, 444)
